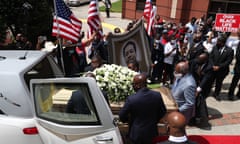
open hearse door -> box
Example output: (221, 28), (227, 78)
(30, 77), (123, 144)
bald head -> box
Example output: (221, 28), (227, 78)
(167, 111), (186, 129)
(175, 61), (189, 75)
(132, 74), (147, 91)
(166, 111), (186, 136)
(133, 74), (147, 85)
(197, 52), (209, 64)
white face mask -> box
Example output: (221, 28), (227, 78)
(171, 40), (176, 45)
(155, 40), (160, 44)
(174, 72), (183, 79)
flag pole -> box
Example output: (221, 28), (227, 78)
(53, 0), (66, 75)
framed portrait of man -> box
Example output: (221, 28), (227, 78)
(107, 19), (152, 74)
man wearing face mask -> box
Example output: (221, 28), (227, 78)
(209, 35), (234, 101)
(163, 36), (177, 85)
(187, 32), (205, 62)
(171, 61), (196, 124)
(119, 74), (166, 144)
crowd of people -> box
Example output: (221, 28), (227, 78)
(2, 13), (240, 144)
(118, 14), (240, 144)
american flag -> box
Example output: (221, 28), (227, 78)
(52, 0), (82, 43)
(143, 0), (152, 22)
(146, 6), (157, 36)
(87, 0), (103, 37)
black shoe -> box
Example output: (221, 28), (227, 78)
(199, 122), (211, 130)
(149, 79), (160, 84)
(237, 93), (240, 99)
(163, 82), (169, 87)
(194, 117), (211, 130)
(216, 96), (221, 101)
(228, 95), (234, 101)
(213, 93), (217, 98)
(188, 119), (196, 126)
(195, 117), (202, 125)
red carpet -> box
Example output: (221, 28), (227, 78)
(153, 135), (240, 144)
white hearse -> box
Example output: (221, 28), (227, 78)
(0, 50), (123, 144)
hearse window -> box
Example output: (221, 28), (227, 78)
(24, 56), (63, 89)
(32, 82), (101, 125)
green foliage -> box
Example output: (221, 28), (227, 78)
(99, 0), (122, 13)
(0, 17), (7, 44)
(0, 0), (54, 47)
(0, 0), (22, 44)
(27, 0), (54, 45)
(148, 83), (161, 89)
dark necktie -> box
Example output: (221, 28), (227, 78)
(197, 65), (201, 76)
(219, 48), (223, 55)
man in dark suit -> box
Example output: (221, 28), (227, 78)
(228, 41), (240, 100)
(66, 90), (91, 114)
(103, 0), (111, 18)
(158, 111), (197, 144)
(209, 35), (234, 101)
(189, 52), (213, 126)
(187, 32), (205, 62)
(119, 73), (167, 144)
(190, 52), (214, 98)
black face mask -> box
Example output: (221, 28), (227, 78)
(197, 60), (204, 65)
(193, 38), (200, 43)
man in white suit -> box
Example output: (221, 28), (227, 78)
(171, 61), (196, 124)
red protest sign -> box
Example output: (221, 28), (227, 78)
(214, 13), (240, 33)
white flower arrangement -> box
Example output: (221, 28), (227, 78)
(92, 64), (138, 102)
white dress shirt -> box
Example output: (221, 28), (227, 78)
(164, 42), (177, 65)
